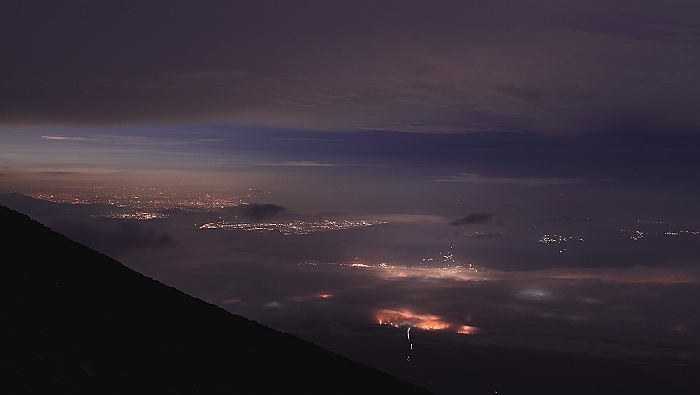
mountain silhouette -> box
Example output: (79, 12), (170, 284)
(0, 205), (431, 394)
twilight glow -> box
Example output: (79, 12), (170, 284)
(2, 2), (700, 394)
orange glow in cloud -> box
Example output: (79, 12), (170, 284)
(375, 309), (450, 330)
(457, 325), (479, 335)
(365, 264), (700, 285)
(349, 263), (372, 268)
(290, 293), (334, 302)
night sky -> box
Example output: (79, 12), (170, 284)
(2, 2), (700, 393)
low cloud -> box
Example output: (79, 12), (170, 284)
(238, 203), (287, 220)
(370, 214), (448, 224)
(451, 213), (493, 226)
(365, 264), (700, 285)
(435, 173), (583, 186)
(184, 256), (700, 362)
(49, 219), (174, 256)
(3, 2), (700, 137)
(8, 199), (694, 366)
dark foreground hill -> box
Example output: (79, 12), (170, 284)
(0, 205), (431, 394)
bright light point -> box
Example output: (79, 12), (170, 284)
(349, 263), (372, 268)
(318, 294), (333, 299)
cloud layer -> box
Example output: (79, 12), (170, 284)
(450, 213), (493, 226)
(2, 1), (699, 135)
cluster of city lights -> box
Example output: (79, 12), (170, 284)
(538, 234), (584, 245)
(630, 230), (644, 241)
(375, 309), (478, 334)
(299, 259), (483, 277)
(621, 227), (700, 240)
(98, 211), (169, 220)
(32, 187), (246, 210)
(665, 229), (700, 236)
(463, 230), (505, 237)
(199, 219), (388, 235)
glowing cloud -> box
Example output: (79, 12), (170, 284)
(352, 264), (700, 285)
(375, 309), (451, 331)
(457, 325), (479, 335)
(41, 135), (86, 140)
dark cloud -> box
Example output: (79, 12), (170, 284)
(450, 213), (493, 226)
(1, 2), (699, 135)
(38, 171), (81, 176)
(238, 204), (287, 221)
(49, 219), (174, 256)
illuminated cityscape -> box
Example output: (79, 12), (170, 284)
(98, 211), (169, 220)
(31, 187), (247, 210)
(537, 234), (585, 245)
(199, 219), (388, 235)
(630, 230), (644, 241)
(665, 229), (700, 236)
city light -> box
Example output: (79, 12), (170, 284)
(199, 219), (388, 235)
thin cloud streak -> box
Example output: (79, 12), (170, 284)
(434, 173), (584, 186)
(259, 161), (337, 167)
(41, 136), (87, 140)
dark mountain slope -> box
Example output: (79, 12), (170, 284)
(0, 205), (430, 394)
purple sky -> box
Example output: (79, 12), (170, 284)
(2, 2), (700, 393)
